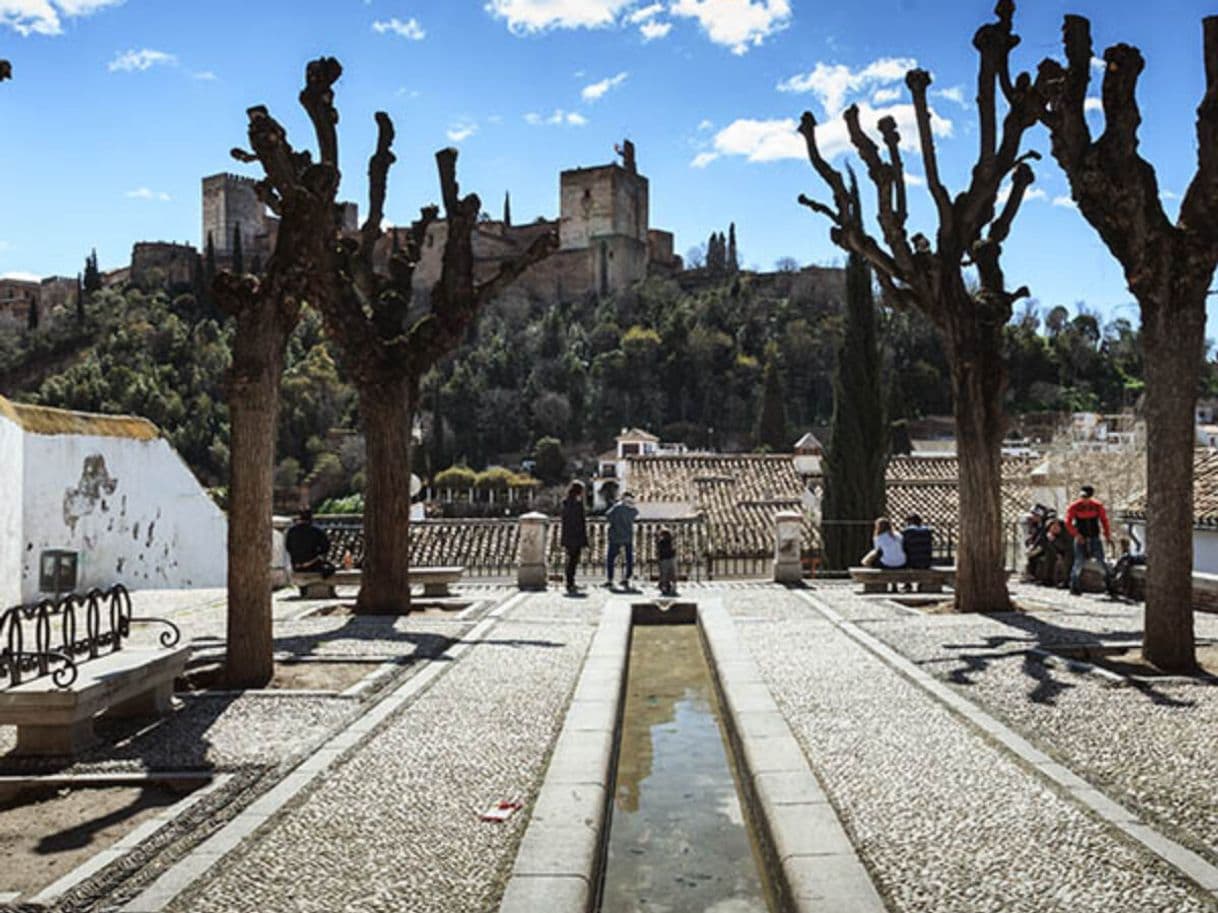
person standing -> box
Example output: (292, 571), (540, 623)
(1064, 484), (1113, 596)
(656, 527), (678, 596)
(605, 491), (639, 589)
(560, 481), (588, 594)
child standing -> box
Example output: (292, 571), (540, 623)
(657, 527), (677, 596)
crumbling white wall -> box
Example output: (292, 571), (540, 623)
(0, 411), (23, 608)
(20, 432), (226, 600)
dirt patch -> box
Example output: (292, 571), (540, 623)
(1057, 643), (1218, 679)
(179, 660), (381, 693)
(307, 600), (472, 617)
(0, 784), (184, 899)
(268, 661), (379, 692)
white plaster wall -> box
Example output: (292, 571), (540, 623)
(1126, 520), (1218, 576)
(0, 413), (23, 608)
(20, 433), (227, 600)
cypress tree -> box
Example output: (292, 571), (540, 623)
(821, 170), (887, 570)
(232, 225), (244, 275)
(75, 273), (84, 323)
(26, 294), (38, 331)
(728, 222), (738, 273)
(756, 344), (787, 450)
(83, 249), (101, 294)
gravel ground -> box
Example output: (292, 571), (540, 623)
(843, 583), (1218, 869)
(168, 597), (594, 913)
(731, 587), (1217, 913)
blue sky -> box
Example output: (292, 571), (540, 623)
(1, 0), (1215, 327)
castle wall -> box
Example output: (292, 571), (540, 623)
(131, 242), (198, 288)
(202, 174), (269, 256)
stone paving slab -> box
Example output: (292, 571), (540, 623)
(728, 586), (1217, 913)
(161, 593), (600, 913)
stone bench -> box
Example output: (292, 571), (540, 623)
(0, 646), (190, 756)
(849, 566), (955, 594)
(293, 566), (465, 599)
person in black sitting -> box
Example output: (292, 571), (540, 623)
(901, 514), (934, 570)
(286, 509), (335, 578)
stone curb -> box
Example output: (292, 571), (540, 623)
(699, 597), (888, 913)
(119, 590), (531, 913)
(794, 589), (1218, 899)
(497, 598), (632, 913)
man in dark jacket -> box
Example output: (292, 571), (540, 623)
(1064, 484), (1113, 595)
(901, 514), (934, 569)
(605, 491), (639, 589)
(285, 509), (334, 578)
(560, 481), (588, 594)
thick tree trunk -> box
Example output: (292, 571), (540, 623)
(946, 324), (1011, 612)
(1140, 290), (1205, 671)
(355, 375), (414, 614)
(225, 334), (282, 687)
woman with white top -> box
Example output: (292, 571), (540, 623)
(862, 517), (906, 569)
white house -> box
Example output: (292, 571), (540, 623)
(593, 428), (689, 510)
(0, 395), (227, 606)
(1122, 449), (1218, 573)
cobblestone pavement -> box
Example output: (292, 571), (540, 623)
(166, 589), (607, 913)
(730, 585), (1217, 913)
(820, 580), (1218, 871)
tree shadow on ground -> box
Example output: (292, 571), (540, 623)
(35, 788), (178, 853)
(939, 611), (1193, 708)
(271, 616), (458, 662)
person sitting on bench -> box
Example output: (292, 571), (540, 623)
(861, 517), (906, 569)
(286, 508), (335, 578)
(901, 514), (934, 570)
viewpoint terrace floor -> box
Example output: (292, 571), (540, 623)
(3, 581), (1218, 912)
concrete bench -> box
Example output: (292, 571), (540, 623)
(849, 566), (955, 594)
(293, 566), (465, 599)
(0, 646), (190, 756)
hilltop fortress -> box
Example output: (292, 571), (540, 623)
(199, 138), (680, 303)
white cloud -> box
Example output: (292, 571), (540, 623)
(872, 87), (901, 104)
(1052, 194), (1078, 209)
(582, 71), (628, 102)
(626, 2), (663, 21)
(691, 151), (719, 168)
(934, 85), (966, 106)
(697, 118), (714, 131)
(669, 0), (791, 55)
(639, 19), (671, 40)
(446, 120), (477, 142)
(1084, 96), (1102, 113)
(0, 0), (121, 36)
(1091, 56), (1106, 74)
(525, 109), (588, 126)
(706, 102), (951, 166)
(192, 70), (217, 81)
(126, 187), (171, 202)
(996, 183), (1045, 205)
(486, 0), (636, 33)
(779, 56), (917, 117)
(904, 172), (925, 187)
(373, 17), (425, 40)
(1162, 189), (1181, 200)
(1, 270), (41, 281)
(108, 48), (176, 73)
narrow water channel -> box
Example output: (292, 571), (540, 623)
(599, 624), (774, 913)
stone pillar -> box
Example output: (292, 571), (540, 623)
(773, 511), (803, 584)
(517, 511), (548, 590)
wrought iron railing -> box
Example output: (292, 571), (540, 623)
(0, 585), (181, 690)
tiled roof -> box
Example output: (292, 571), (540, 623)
(1123, 448), (1218, 526)
(0, 394), (160, 440)
(886, 454), (1036, 483)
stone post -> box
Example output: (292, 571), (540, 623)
(773, 510), (803, 584)
(517, 511), (548, 590)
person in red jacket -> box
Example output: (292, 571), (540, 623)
(1064, 485), (1113, 596)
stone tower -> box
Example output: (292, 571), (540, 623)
(558, 140), (649, 295)
(201, 174), (271, 258)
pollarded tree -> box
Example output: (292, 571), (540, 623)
(214, 58), (343, 685)
(821, 173), (887, 570)
(798, 0), (1041, 610)
(1, 60), (10, 81)
(321, 114), (555, 614)
(1036, 16), (1218, 671)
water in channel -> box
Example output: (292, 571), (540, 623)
(600, 624), (774, 913)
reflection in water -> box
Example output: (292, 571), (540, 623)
(600, 625), (771, 913)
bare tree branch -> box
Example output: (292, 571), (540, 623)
(1180, 16), (1218, 242)
(299, 57), (342, 169)
(905, 70), (953, 228)
(990, 160), (1035, 243)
